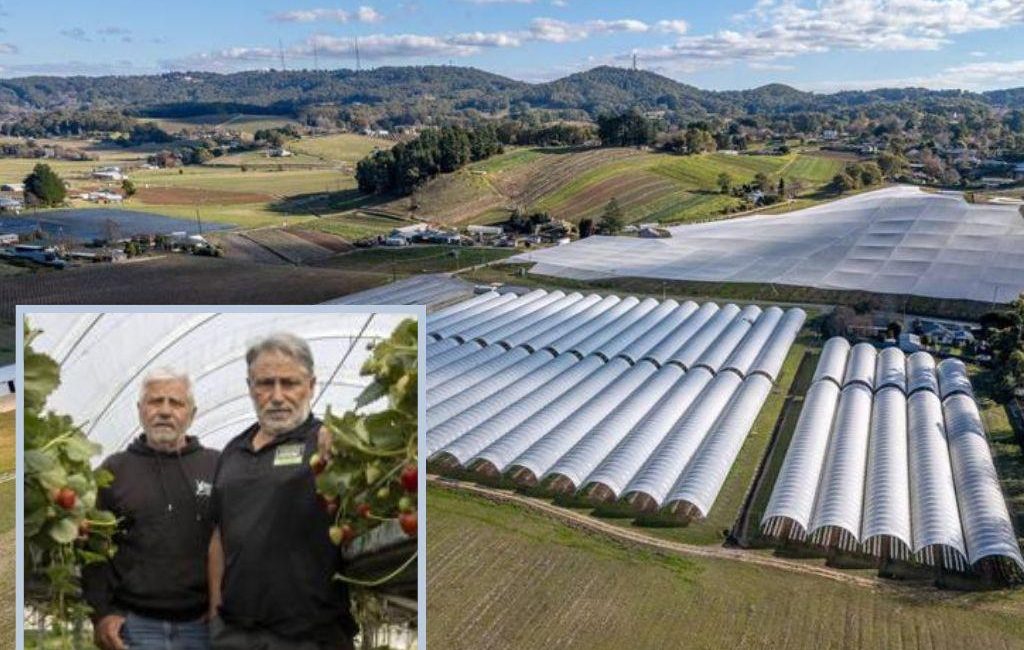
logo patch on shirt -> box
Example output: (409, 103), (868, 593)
(274, 443), (305, 467)
(195, 480), (212, 498)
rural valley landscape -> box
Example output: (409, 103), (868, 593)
(4, 1), (1024, 649)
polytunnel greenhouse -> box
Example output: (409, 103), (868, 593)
(761, 339), (1024, 582)
(426, 289), (805, 521)
(24, 311), (414, 452)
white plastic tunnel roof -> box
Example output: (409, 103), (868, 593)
(762, 337), (1024, 575)
(26, 311), (413, 453)
(427, 290), (806, 519)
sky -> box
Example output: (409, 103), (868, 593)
(1, 0), (1023, 92)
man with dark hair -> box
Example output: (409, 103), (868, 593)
(84, 368), (219, 650)
(208, 333), (357, 650)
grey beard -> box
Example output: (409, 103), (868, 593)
(259, 403), (311, 436)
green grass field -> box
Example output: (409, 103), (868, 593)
(428, 487), (1024, 650)
(288, 133), (385, 164)
(143, 113), (300, 135)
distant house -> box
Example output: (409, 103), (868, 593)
(0, 197), (22, 213)
(1015, 163), (1024, 180)
(468, 225), (503, 238)
(0, 233), (18, 245)
(0, 182), (24, 192)
(898, 333), (922, 353)
(92, 166), (126, 181)
(746, 190), (765, 204)
(821, 129), (839, 141)
(87, 191), (123, 203)
(267, 147), (293, 158)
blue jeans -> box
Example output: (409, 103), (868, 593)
(122, 612), (210, 650)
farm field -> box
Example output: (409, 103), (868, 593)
(404, 146), (848, 227)
(141, 113), (301, 135)
(427, 487), (1024, 650)
(0, 255), (390, 321)
(318, 244), (518, 275)
(288, 133), (387, 164)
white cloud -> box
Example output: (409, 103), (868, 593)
(97, 26), (131, 35)
(797, 59), (1024, 92)
(356, 6), (384, 23)
(450, 31), (523, 48)
(551, 0), (567, 6)
(970, 50), (987, 57)
(0, 43), (17, 54)
(273, 6), (383, 24)
(655, 20), (689, 35)
(0, 60), (145, 77)
(462, 0), (537, 4)
(622, 0), (1024, 75)
(302, 33), (478, 60)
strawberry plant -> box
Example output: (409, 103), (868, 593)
(23, 322), (118, 648)
(316, 317), (418, 585)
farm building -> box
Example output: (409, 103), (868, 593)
(426, 289), (805, 521)
(513, 185), (1024, 303)
(761, 339), (1024, 584)
(0, 182), (24, 192)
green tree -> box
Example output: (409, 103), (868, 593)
(831, 171), (858, 194)
(753, 172), (771, 192)
(121, 178), (136, 198)
(24, 163), (66, 207)
(716, 172), (732, 194)
(598, 198), (624, 235)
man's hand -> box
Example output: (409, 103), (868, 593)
(94, 614), (127, 650)
(317, 424), (333, 463)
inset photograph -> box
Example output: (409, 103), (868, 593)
(17, 308), (421, 650)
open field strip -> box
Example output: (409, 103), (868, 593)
(287, 133), (385, 163)
(428, 485), (1024, 650)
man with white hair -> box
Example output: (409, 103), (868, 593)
(207, 332), (357, 650)
(83, 368), (220, 650)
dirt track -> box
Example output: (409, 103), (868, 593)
(429, 475), (906, 592)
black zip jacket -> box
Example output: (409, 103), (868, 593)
(82, 435), (219, 622)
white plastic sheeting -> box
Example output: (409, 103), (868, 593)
(509, 361), (657, 481)
(426, 292), (805, 517)
(665, 373), (774, 517)
(545, 365), (684, 489)
(907, 352), (939, 395)
(472, 359), (632, 473)
(721, 307), (784, 378)
(907, 391), (966, 557)
(435, 356), (605, 466)
(30, 311), (413, 451)
(808, 383), (874, 538)
(762, 380), (843, 533)
(582, 368), (713, 498)
(944, 395), (1024, 571)
(641, 302), (720, 366)
(623, 371), (744, 506)
(617, 301), (699, 364)
(512, 185), (1024, 303)
(842, 343), (877, 389)
(812, 337), (851, 386)
(874, 347), (907, 393)
(937, 358), (974, 401)
(860, 387), (911, 549)
(762, 337), (1024, 575)
(748, 308), (807, 382)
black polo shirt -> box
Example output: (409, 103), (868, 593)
(212, 415), (357, 642)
